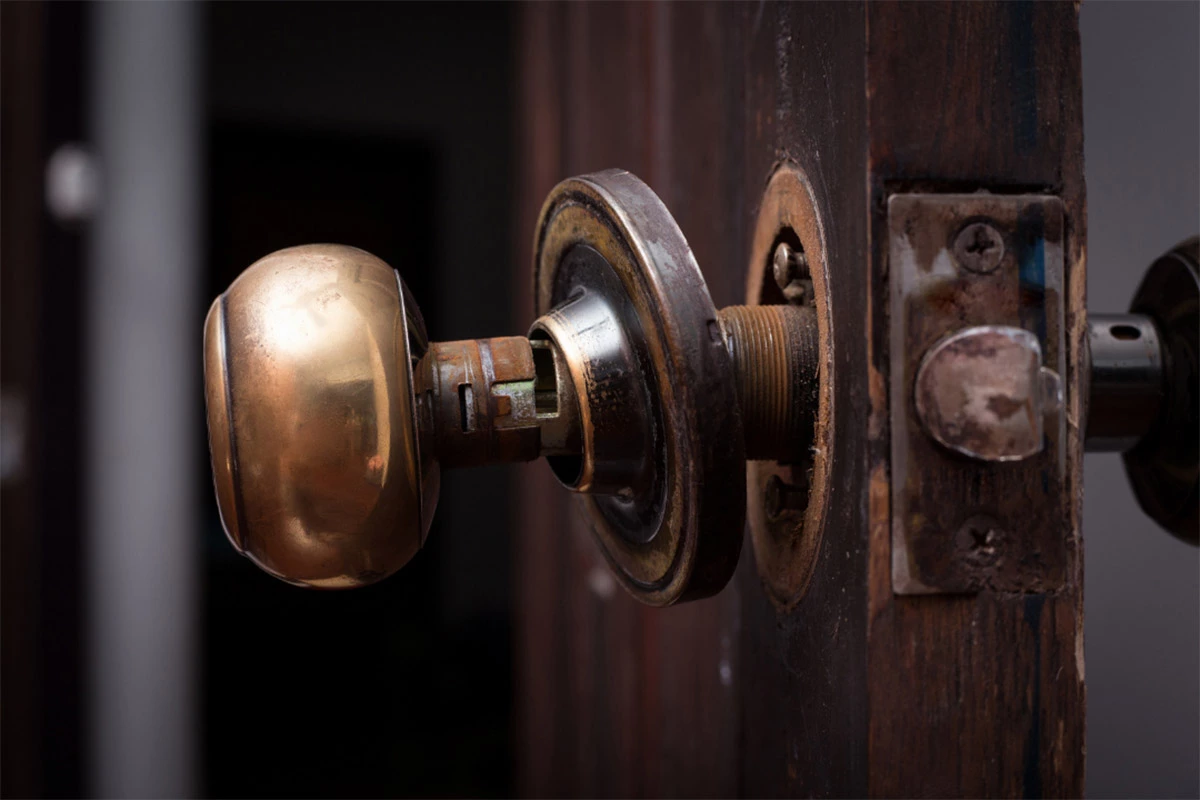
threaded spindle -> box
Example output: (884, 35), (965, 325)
(718, 304), (819, 461)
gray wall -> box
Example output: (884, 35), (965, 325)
(87, 4), (200, 796)
(1081, 3), (1199, 797)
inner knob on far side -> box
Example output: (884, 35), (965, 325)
(1084, 236), (1199, 543)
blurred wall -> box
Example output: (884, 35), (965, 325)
(87, 4), (201, 795)
(1081, 3), (1200, 797)
(2, 3), (90, 796)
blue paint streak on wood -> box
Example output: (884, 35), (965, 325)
(1016, 203), (1048, 347)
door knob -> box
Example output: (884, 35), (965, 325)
(205, 169), (1198, 605)
(1084, 237), (1198, 543)
(205, 169), (818, 603)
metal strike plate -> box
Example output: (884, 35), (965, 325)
(889, 194), (1068, 594)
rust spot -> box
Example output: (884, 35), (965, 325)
(986, 393), (1025, 420)
(914, 326), (1045, 462)
(416, 336), (550, 468)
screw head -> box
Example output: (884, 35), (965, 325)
(956, 514), (1005, 567)
(764, 473), (807, 520)
(772, 241), (809, 291)
(953, 222), (1005, 274)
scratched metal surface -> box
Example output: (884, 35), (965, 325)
(888, 193), (1069, 595)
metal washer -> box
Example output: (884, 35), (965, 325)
(532, 169), (746, 605)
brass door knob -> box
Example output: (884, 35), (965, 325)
(205, 244), (435, 588)
(205, 170), (819, 603)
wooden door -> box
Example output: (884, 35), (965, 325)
(513, 3), (1085, 796)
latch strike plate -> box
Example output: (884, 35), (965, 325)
(889, 194), (1068, 595)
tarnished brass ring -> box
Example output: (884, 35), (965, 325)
(744, 164), (834, 611)
(532, 169), (746, 605)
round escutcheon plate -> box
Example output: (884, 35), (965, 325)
(532, 169), (746, 605)
(744, 164), (834, 611)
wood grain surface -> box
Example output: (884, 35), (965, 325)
(515, 3), (1085, 796)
